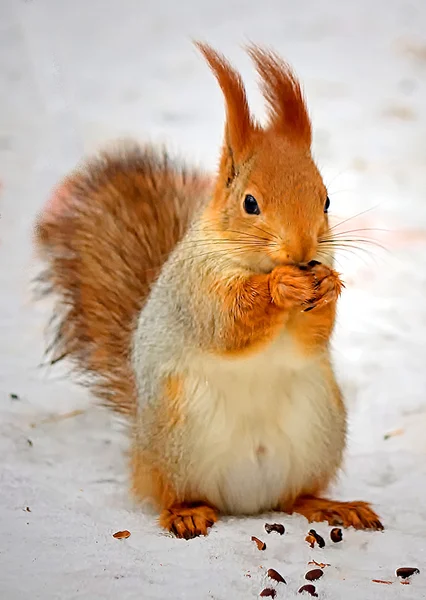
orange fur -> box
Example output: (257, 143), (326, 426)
(291, 496), (384, 530)
(34, 146), (210, 414)
(131, 446), (179, 508)
(247, 45), (312, 147)
(288, 263), (344, 353)
(195, 43), (258, 179)
(210, 265), (316, 355)
(131, 375), (186, 507)
(131, 445), (219, 539)
(163, 375), (185, 427)
(159, 503), (218, 539)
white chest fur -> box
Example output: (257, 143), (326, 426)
(183, 333), (344, 515)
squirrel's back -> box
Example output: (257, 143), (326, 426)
(35, 144), (211, 415)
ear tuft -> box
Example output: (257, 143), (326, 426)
(246, 44), (312, 147)
(195, 42), (255, 159)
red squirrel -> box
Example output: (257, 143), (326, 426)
(35, 43), (383, 538)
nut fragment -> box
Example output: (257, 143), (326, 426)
(305, 534), (316, 548)
(305, 569), (323, 581)
(309, 529), (325, 548)
(383, 428), (404, 440)
(308, 560), (330, 568)
(372, 580), (393, 585)
(396, 567), (420, 579)
(113, 530), (131, 539)
(265, 523), (285, 535)
(260, 588), (277, 598)
(330, 527), (342, 543)
(298, 584), (318, 597)
(251, 536), (266, 551)
(267, 568), (286, 584)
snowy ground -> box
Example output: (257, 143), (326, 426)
(1, 0), (426, 598)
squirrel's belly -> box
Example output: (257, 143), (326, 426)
(200, 439), (291, 515)
(185, 345), (344, 515)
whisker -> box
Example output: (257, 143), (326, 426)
(328, 227), (391, 236)
(323, 168), (350, 191)
(323, 246), (372, 267)
(248, 222), (281, 242)
(320, 236), (389, 252)
(166, 250), (259, 273)
(329, 204), (381, 231)
(315, 250), (343, 270)
(322, 235), (389, 255)
(201, 217), (280, 243)
(320, 242), (380, 262)
(178, 239), (267, 249)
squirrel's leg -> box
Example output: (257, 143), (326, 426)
(289, 496), (384, 531)
(278, 469), (383, 530)
(131, 446), (219, 539)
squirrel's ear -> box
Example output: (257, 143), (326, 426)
(195, 42), (256, 176)
(247, 45), (312, 148)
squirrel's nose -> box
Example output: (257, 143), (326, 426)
(286, 233), (317, 265)
(274, 237), (317, 266)
(298, 259), (321, 270)
(288, 246), (316, 266)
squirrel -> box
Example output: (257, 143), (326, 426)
(34, 43), (384, 539)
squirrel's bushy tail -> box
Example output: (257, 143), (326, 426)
(34, 144), (210, 415)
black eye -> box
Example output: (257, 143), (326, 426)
(324, 196), (330, 213)
(243, 194), (260, 215)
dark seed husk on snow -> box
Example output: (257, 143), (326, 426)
(396, 567), (420, 579)
(251, 536), (266, 551)
(298, 584), (318, 597)
(265, 523), (285, 535)
(305, 569), (323, 581)
(309, 529), (325, 548)
(260, 588), (276, 598)
(267, 568), (286, 584)
(330, 527), (342, 543)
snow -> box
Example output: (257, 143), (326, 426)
(1, 0), (426, 598)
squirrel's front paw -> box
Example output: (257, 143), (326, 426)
(270, 265), (314, 311)
(303, 263), (344, 312)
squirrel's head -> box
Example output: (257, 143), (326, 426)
(197, 43), (332, 273)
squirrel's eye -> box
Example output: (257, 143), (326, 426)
(243, 194), (260, 215)
(324, 196), (330, 213)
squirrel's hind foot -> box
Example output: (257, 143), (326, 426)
(159, 502), (218, 539)
(290, 496), (384, 531)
